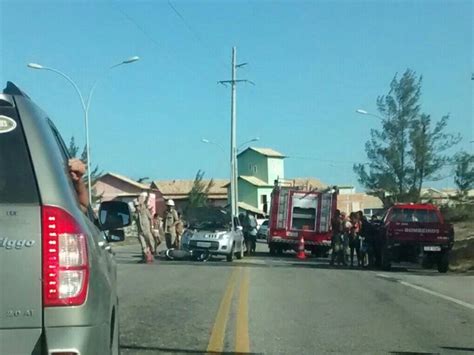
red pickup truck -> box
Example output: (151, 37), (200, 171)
(374, 203), (454, 273)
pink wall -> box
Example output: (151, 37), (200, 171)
(94, 175), (165, 214)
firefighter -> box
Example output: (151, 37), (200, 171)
(163, 199), (179, 249)
(152, 213), (164, 256)
(175, 212), (185, 249)
(134, 193), (155, 263)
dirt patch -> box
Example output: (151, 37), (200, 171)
(449, 237), (474, 272)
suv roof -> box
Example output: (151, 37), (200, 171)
(3, 81), (30, 98)
(391, 203), (438, 211)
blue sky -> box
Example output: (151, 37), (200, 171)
(1, 0), (472, 189)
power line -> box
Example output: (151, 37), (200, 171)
(167, 0), (228, 71)
(287, 155), (367, 165)
(112, 1), (163, 50)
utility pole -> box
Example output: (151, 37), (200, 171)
(219, 47), (253, 228)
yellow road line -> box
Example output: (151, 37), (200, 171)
(235, 268), (250, 353)
(206, 268), (239, 353)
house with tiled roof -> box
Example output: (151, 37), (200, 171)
(94, 172), (163, 214)
(150, 179), (229, 212)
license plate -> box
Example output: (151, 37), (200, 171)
(197, 242), (211, 248)
(424, 246), (441, 252)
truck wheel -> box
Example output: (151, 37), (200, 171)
(381, 247), (391, 271)
(269, 244), (276, 256)
(437, 252), (449, 273)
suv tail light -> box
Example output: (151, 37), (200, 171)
(42, 206), (89, 306)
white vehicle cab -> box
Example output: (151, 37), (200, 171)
(182, 207), (244, 262)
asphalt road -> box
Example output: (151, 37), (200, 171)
(114, 241), (474, 355)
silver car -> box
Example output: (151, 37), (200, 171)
(182, 207), (245, 262)
(257, 219), (269, 240)
(0, 82), (131, 355)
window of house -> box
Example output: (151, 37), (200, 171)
(248, 164), (257, 174)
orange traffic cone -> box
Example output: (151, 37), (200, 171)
(296, 235), (306, 260)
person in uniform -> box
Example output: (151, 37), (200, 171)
(175, 212), (185, 249)
(134, 192), (155, 263)
(152, 213), (164, 256)
(163, 199), (179, 249)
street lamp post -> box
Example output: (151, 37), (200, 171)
(202, 137), (259, 154)
(237, 137), (259, 151)
(201, 138), (226, 153)
(28, 56), (140, 206)
(355, 109), (385, 120)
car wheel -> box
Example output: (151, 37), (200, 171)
(111, 308), (120, 355)
(381, 247), (391, 271)
(227, 245), (234, 262)
(236, 245), (244, 260)
(437, 252), (449, 273)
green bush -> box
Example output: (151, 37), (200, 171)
(440, 203), (474, 222)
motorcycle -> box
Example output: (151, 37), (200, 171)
(164, 248), (211, 262)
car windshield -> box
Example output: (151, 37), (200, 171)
(187, 207), (231, 230)
(389, 208), (440, 223)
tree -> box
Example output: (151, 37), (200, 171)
(454, 151), (474, 197)
(67, 136), (103, 204)
(68, 136), (80, 158)
(409, 114), (460, 199)
(186, 170), (214, 211)
(354, 69), (459, 205)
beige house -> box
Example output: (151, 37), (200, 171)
(421, 187), (474, 205)
(151, 179), (229, 213)
(94, 172), (162, 214)
(337, 186), (384, 217)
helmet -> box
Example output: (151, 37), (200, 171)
(166, 199), (175, 207)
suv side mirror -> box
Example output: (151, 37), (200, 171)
(237, 225), (243, 231)
(99, 201), (132, 231)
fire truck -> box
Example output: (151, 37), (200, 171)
(267, 181), (338, 256)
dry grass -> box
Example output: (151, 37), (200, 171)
(453, 221), (474, 241)
(449, 237), (474, 272)
(450, 221), (474, 272)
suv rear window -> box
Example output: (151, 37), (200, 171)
(388, 208), (440, 223)
(0, 107), (40, 203)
